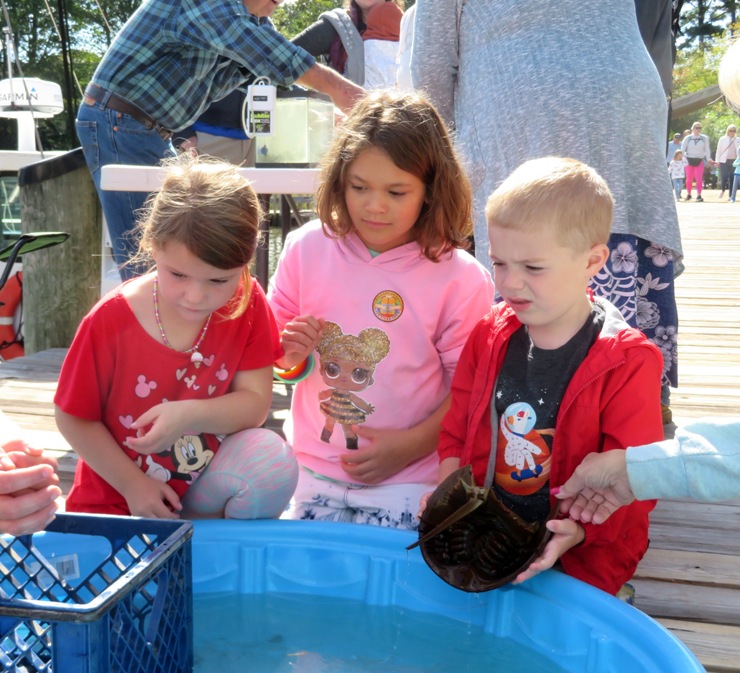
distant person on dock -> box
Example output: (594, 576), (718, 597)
(555, 417), (740, 524)
(715, 124), (739, 200)
(0, 411), (60, 535)
(667, 133), (683, 164)
(681, 121), (712, 201)
(668, 149), (687, 201)
(77, 0), (365, 281)
(267, 91), (494, 529)
(731, 155), (740, 203)
(55, 157), (298, 520)
(424, 158), (663, 597)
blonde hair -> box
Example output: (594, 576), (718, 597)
(316, 90), (472, 262)
(673, 149), (683, 159)
(317, 321), (391, 367)
(131, 155), (262, 318)
(485, 157), (613, 251)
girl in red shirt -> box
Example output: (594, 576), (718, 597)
(55, 156), (297, 518)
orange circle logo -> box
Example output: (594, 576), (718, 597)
(372, 291), (404, 322)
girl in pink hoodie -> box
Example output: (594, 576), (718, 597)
(268, 90), (494, 529)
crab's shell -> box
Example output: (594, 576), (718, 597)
(417, 465), (556, 593)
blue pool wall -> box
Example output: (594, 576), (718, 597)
(192, 519), (705, 673)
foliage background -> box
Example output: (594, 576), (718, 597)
(0, 0), (735, 152)
(670, 1), (738, 144)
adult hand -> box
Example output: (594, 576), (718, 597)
(553, 450), (635, 524)
(329, 78), (365, 115)
(297, 63), (365, 114)
(511, 518), (585, 585)
(177, 136), (199, 156)
(0, 449), (61, 536)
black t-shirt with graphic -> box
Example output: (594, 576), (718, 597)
(491, 304), (605, 523)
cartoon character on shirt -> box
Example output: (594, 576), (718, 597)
(496, 402), (552, 495)
(137, 433), (215, 484)
(315, 321), (390, 450)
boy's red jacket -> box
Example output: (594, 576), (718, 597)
(438, 300), (663, 595)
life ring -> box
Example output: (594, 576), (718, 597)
(0, 272), (24, 360)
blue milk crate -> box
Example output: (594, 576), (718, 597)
(0, 513), (193, 673)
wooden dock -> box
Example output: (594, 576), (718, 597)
(0, 190), (738, 672)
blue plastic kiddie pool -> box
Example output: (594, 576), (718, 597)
(0, 516), (705, 673)
(191, 520), (706, 673)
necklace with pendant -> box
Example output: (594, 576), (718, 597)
(153, 275), (211, 368)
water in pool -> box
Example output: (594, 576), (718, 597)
(194, 592), (569, 673)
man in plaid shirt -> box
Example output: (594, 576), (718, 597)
(78, 0), (364, 280)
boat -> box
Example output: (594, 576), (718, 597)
(0, 72), (69, 359)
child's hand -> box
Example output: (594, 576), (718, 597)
(279, 316), (325, 370)
(511, 518), (585, 585)
(125, 402), (193, 455)
(339, 426), (413, 484)
(417, 490), (433, 519)
(122, 473), (182, 519)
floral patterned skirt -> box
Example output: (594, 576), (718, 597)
(590, 234), (679, 391)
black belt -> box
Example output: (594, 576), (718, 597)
(83, 83), (173, 140)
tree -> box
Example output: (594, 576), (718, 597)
(671, 27), (737, 143)
(272, 0), (342, 39)
(677, 0), (737, 47)
(1, 0), (133, 150)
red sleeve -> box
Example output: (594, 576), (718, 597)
(235, 281), (282, 371)
(53, 296), (121, 421)
(559, 339), (663, 594)
(438, 317), (489, 463)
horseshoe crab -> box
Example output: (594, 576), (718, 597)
(407, 466), (558, 593)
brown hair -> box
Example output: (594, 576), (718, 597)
(315, 90), (472, 262)
(485, 157), (613, 252)
(131, 154), (262, 318)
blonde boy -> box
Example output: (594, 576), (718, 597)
(435, 157), (664, 596)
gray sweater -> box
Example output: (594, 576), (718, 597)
(412, 0), (682, 271)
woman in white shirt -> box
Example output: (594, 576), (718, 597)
(715, 124), (740, 200)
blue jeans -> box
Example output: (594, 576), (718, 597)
(76, 99), (174, 280)
(719, 160), (734, 192)
(671, 177), (683, 200)
(732, 174), (740, 202)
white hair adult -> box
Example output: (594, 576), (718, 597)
(719, 38), (740, 110)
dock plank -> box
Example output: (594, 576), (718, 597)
(658, 620), (740, 673)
